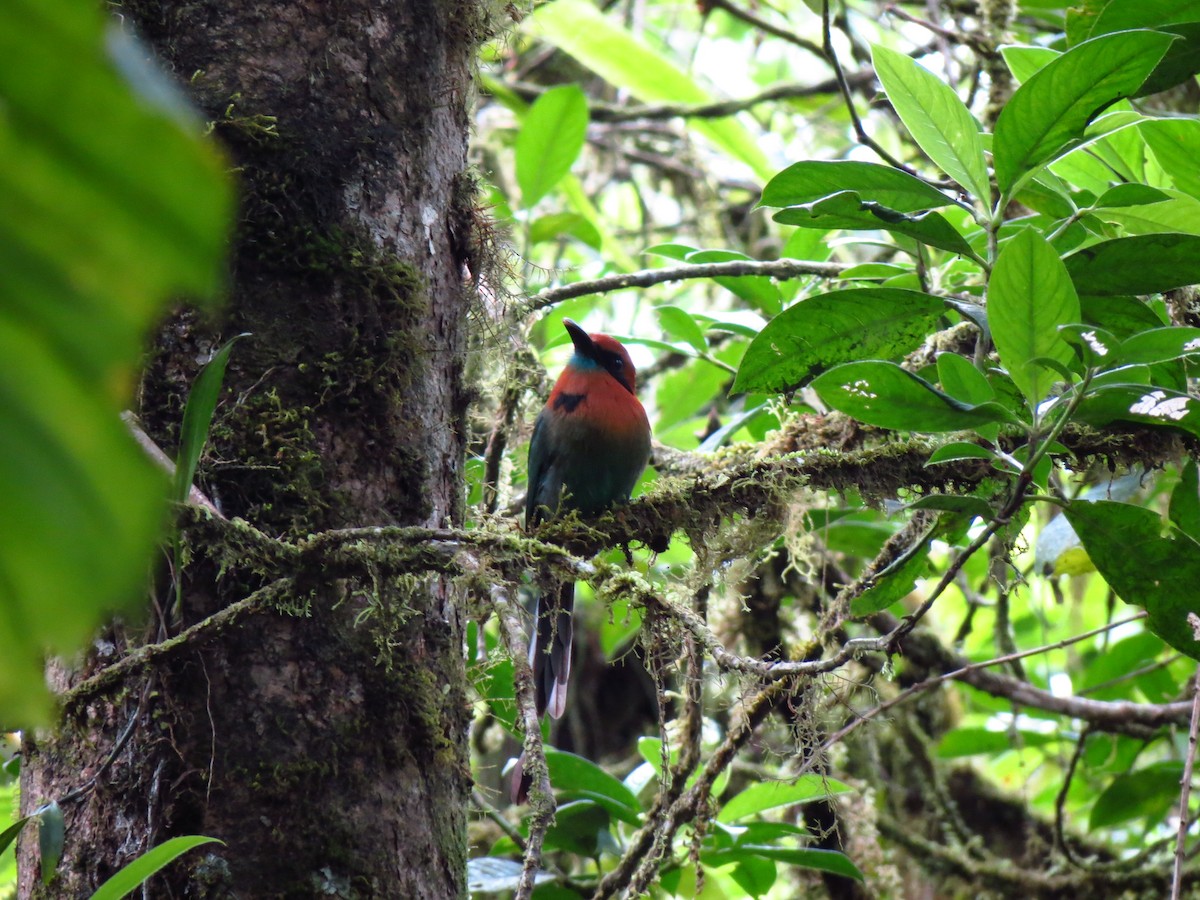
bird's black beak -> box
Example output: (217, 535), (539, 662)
(563, 319), (597, 360)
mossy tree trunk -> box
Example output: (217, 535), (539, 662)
(18, 1), (482, 896)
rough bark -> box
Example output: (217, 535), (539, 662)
(18, 1), (482, 897)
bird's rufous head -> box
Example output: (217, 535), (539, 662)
(563, 319), (638, 394)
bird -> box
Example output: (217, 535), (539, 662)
(512, 318), (651, 802)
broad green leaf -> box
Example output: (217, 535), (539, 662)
(732, 289), (946, 393)
(515, 85), (589, 208)
(1070, 0), (1200, 43)
(993, 31), (1175, 194)
(1095, 184), (1173, 207)
(937, 728), (1059, 758)
(528, 0), (771, 180)
(759, 160), (954, 211)
(1058, 324), (1119, 368)
(543, 801), (611, 857)
(1080, 294), (1167, 337)
(1077, 631), (1169, 701)
(1141, 119), (1200, 198)
(1118, 327), (1200, 365)
(90, 836), (223, 900)
(174, 335), (249, 505)
(773, 192), (975, 257)
(988, 229), (1080, 406)
(1097, 196), (1200, 237)
(529, 212), (602, 249)
(37, 802), (63, 885)
(722, 854), (776, 897)
(1063, 500), (1200, 659)
(1076, 384), (1200, 440)
(1001, 45), (1061, 83)
(925, 441), (996, 465)
(1090, 761), (1184, 830)
(656, 306), (707, 354)
(0, 0), (231, 723)
(851, 543), (933, 616)
(937, 352), (997, 440)
(546, 748), (641, 824)
(871, 46), (990, 203)
(1065, 234), (1200, 295)
(717, 776), (853, 823)
(1171, 459), (1200, 542)
(811, 361), (1018, 432)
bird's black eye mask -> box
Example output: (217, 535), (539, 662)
(598, 349), (634, 393)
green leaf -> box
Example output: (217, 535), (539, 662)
(37, 802), (63, 885)
(543, 801), (611, 857)
(812, 361), (1018, 432)
(90, 836), (223, 900)
(1117, 327), (1200, 366)
(1076, 384), (1200, 440)
(1058, 324), (1119, 368)
(937, 727), (1059, 758)
(1066, 234), (1200, 296)
(0, 0), (230, 726)
(1080, 294), (1167, 337)
(174, 335), (249, 505)
(1090, 761), (1184, 830)
(760, 160), (954, 211)
(1141, 119), (1200, 198)
(925, 441), (996, 466)
(851, 544), (932, 616)
(1170, 459), (1200, 542)
(993, 30), (1175, 194)
(1095, 184), (1173, 208)
(871, 45), (990, 202)
(1063, 500), (1200, 660)
(545, 748), (641, 824)
(528, 0), (771, 180)
(717, 776), (853, 823)
(773, 192), (975, 257)
(515, 85), (589, 208)
(528, 212), (602, 249)
(0, 815), (33, 858)
(656, 307), (707, 354)
(732, 289), (946, 393)
(1002, 45), (1061, 83)
(937, 352), (998, 440)
(989, 229), (1080, 406)
(1071, 0), (1200, 43)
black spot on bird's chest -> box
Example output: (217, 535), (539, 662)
(553, 392), (585, 413)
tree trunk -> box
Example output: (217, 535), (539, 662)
(18, 1), (481, 896)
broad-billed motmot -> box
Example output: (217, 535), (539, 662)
(512, 318), (651, 802)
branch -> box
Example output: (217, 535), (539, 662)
(62, 578), (294, 712)
(523, 259), (847, 314)
(489, 582), (554, 900)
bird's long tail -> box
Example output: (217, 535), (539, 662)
(533, 580), (574, 719)
(511, 581), (574, 802)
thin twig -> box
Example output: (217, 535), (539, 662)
(1173, 664), (1200, 899)
(121, 411), (224, 517)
